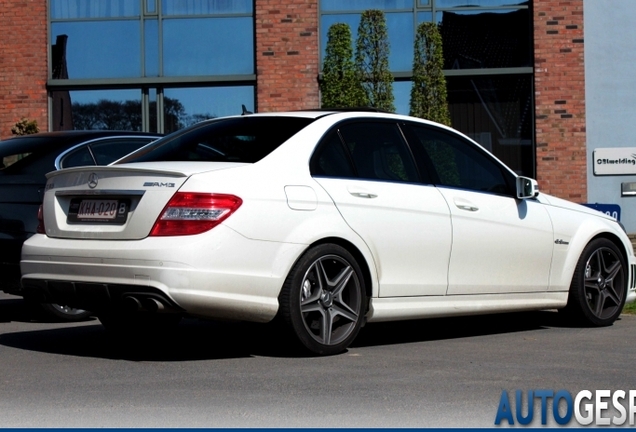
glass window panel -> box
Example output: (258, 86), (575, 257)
(162, 0), (252, 15)
(50, 0), (139, 19)
(321, 13), (412, 72)
(146, 0), (157, 14)
(339, 122), (419, 183)
(162, 86), (255, 133)
(417, 10), (443, 24)
(51, 22), (140, 79)
(144, 19), (159, 77)
(163, 17), (253, 76)
(90, 139), (158, 165)
(149, 89), (158, 133)
(321, 0), (413, 11)
(65, 89), (142, 130)
(446, 75), (534, 177)
(321, 14), (361, 61)
(310, 132), (356, 178)
(435, 0), (529, 7)
(440, 8), (531, 69)
(406, 124), (513, 194)
(60, 146), (95, 168)
(394, 81), (411, 115)
(386, 13), (414, 72)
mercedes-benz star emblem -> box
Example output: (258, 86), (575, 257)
(88, 173), (99, 189)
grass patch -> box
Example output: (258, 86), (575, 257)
(622, 301), (636, 315)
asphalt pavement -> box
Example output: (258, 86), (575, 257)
(1, 291), (635, 428)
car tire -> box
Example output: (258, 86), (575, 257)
(562, 238), (627, 326)
(278, 243), (366, 356)
(37, 302), (93, 322)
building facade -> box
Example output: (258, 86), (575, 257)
(1, 0), (634, 230)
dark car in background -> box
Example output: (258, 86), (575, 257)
(0, 130), (162, 320)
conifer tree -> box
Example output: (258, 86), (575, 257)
(409, 22), (451, 125)
(320, 23), (366, 108)
(355, 10), (394, 112)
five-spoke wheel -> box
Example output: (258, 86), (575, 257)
(563, 238), (627, 326)
(279, 244), (366, 355)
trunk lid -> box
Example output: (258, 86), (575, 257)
(42, 162), (241, 240)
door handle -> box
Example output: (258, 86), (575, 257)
(349, 191), (378, 199)
(456, 204), (478, 212)
(453, 197), (479, 212)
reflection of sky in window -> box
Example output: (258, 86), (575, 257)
(144, 19), (159, 77)
(163, 18), (253, 76)
(69, 89), (140, 105)
(394, 81), (411, 115)
(51, 0), (139, 18)
(321, 13), (413, 72)
(162, 0), (252, 15)
(52, 21), (140, 79)
(435, 0), (528, 6)
(164, 86), (255, 119)
(321, 0), (413, 11)
(417, 11), (443, 23)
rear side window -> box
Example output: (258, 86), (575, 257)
(60, 146), (94, 168)
(91, 138), (157, 165)
(117, 117), (314, 164)
(310, 132), (356, 178)
(311, 121), (419, 184)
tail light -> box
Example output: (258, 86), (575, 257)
(36, 204), (45, 234)
(150, 192), (242, 236)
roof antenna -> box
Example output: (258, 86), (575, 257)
(241, 104), (253, 115)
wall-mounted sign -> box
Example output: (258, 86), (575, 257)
(593, 148), (636, 175)
(581, 203), (621, 221)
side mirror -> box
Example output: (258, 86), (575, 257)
(516, 176), (539, 199)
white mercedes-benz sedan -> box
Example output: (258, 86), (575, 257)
(21, 111), (636, 355)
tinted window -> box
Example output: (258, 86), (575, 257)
(406, 124), (513, 195)
(338, 122), (419, 183)
(90, 138), (156, 165)
(310, 132), (356, 178)
(0, 138), (65, 176)
(118, 117), (314, 164)
(60, 146), (95, 168)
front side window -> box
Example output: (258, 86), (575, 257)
(405, 124), (513, 195)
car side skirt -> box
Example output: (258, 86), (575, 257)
(367, 292), (569, 323)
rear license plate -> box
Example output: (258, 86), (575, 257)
(68, 198), (130, 224)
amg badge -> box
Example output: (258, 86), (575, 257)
(143, 182), (175, 188)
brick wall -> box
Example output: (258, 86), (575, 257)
(0, 0), (48, 138)
(255, 0), (320, 112)
(533, 0), (586, 201)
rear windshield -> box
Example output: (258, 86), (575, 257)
(116, 116), (314, 164)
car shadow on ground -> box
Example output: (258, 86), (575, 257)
(0, 294), (95, 324)
(0, 294), (593, 361)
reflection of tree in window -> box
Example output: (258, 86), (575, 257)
(422, 140), (460, 187)
(384, 145), (410, 181)
(71, 97), (214, 131)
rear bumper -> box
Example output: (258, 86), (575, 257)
(20, 226), (306, 322)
